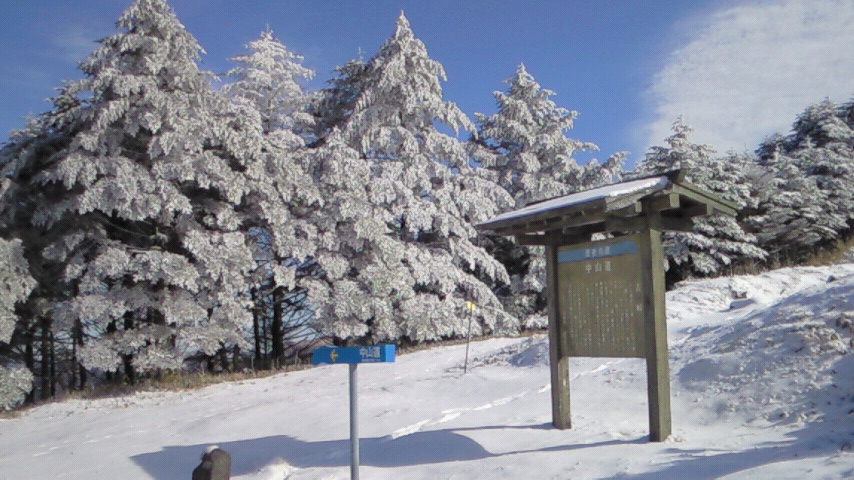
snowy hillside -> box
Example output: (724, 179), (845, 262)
(2, 265), (854, 479)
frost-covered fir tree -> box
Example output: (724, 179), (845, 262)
(302, 13), (514, 343)
(222, 27), (321, 363)
(472, 63), (619, 208)
(788, 99), (853, 151)
(0, 238), (34, 345)
(636, 118), (765, 278)
(842, 97), (854, 129)
(0, 117), (83, 400)
(789, 100), (854, 229)
(309, 55), (371, 143)
(222, 27), (315, 147)
(747, 99), (854, 260)
(638, 117), (709, 174)
(0, 0), (293, 382)
(0, 237), (36, 409)
(1, 124), (43, 348)
(471, 64), (623, 326)
(748, 148), (842, 258)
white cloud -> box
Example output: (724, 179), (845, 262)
(50, 25), (100, 64)
(643, 0), (854, 156)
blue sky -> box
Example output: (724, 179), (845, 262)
(1, 0), (852, 168)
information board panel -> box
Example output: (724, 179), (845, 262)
(557, 234), (647, 358)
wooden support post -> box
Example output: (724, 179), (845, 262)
(545, 244), (571, 429)
(637, 226), (672, 441)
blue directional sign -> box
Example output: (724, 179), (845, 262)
(311, 344), (396, 365)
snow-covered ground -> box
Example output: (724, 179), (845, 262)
(3, 265), (854, 479)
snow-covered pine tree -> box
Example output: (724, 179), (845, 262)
(0, 117), (83, 400)
(748, 99), (854, 260)
(472, 63), (608, 207)
(790, 100), (854, 230)
(222, 27), (315, 147)
(0, 238), (34, 345)
(841, 97), (854, 129)
(788, 99), (851, 151)
(748, 148), (842, 259)
(0, 0), (288, 382)
(635, 117), (766, 278)
(302, 13), (514, 343)
(637, 116), (712, 175)
(471, 64), (622, 326)
(222, 27), (320, 365)
(0, 237), (36, 409)
(1, 122), (47, 347)
(309, 55), (371, 144)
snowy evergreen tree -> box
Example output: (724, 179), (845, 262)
(222, 27), (320, 365)
(472, 63), (616, 208)
(222, 27), (315, 147)
(790, 101), (854, 228)
(637, 116), (708, 175)
(748, 150), (842, 258)
(0, 238), (35, 345)
(841, 97), (854, 129)
(788, 99), (851, 151)
(0, 0), (301, 382)
(302, 13), (514, 343)
(309, 56), (371, 144)
(0, 237), (36, 409)
(0, 365), (32, 410)
(748, 99), (854, 260)
(754, 132), (787, 163)
(471, 64), (622, 325)
(636, 118), (766, 278)
(1, 117), (79, 400)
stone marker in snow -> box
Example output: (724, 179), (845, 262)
(192, 446), (231, 480)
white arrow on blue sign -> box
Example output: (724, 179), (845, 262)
(311, 344), (396, 365)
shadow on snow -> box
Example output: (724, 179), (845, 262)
(133, 315), (854, 480)
(131, 423), (642, 479)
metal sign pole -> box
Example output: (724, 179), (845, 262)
(349, 363), (359, 480)
(310, 344), (395, 479)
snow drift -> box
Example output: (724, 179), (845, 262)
(2, 265), (854, 479)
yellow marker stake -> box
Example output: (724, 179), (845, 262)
(464, 301), (476, 374)
(330, 350), (338, 363)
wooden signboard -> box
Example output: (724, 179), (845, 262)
(557, 235), (646, 358)
(476, 171), (735, 442)
(546, 228), (670, 441)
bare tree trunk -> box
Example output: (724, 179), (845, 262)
(73, 319), (86, 390)
(49, 330), (56, 398)
(251, 288), (261, 367)
(71, 326), (78, 391)
(272, 287), (285, 365)
(219, 347), (230, 372)
(39, 318), (51, 400)
(261, 310), (269, 368)
(105, 320), (117, 382)
(79, 361), (87, 390)
(24, 324), (35, 404)
(122, 314), (135, 385)
(123, 355), (136, 385)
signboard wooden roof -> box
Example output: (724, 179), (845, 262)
(476, 170), (737, 244)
